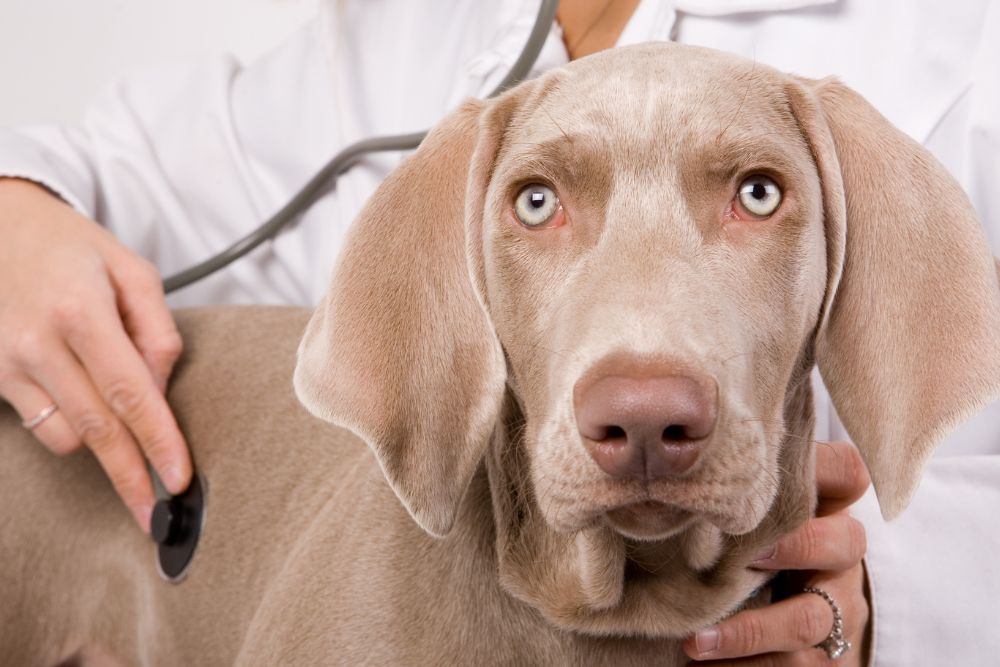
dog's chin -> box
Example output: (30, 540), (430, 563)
(603, 501), (696, 541)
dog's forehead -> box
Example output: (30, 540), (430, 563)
(505, 43), (796, 160)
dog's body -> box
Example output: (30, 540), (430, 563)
(4, 43), (1000, 665)
(1, 306), (696, 666)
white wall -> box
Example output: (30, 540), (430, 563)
(0, 0), (317, 126)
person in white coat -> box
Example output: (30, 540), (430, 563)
(1, 1), (997, 665)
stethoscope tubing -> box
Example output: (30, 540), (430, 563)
(162, 0), (558, 295)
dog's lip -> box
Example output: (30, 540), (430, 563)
(603, 500), (695, 539)
(607, 500), (690, 521)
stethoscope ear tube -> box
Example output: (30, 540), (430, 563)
(162, 0), (558, 295)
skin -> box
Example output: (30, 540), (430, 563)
(0, 6), (871, 660)
(557, 0), (642, 60)
(0, 177), (191, 530)
(684, 441), (871, 666)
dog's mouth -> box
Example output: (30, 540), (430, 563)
(537, 475), (774, 541)
(527, 422), (778, 541)
(604, 501), (695, 541)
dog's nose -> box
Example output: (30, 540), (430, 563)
(574, 373), (717, 480)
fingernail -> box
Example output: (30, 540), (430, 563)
(751, 544), (777, 564)
(695, 627), (720, 655)
(163, 464), (188, 494)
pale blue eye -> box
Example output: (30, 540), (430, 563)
(515, 184), (559, 227)
(738, 176), (782, 217)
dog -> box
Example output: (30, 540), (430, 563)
(3, 42), (1000, 666)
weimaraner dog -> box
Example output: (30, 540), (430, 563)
(3, 42), (1000, 666)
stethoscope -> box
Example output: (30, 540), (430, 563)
(161, 0), (559, 296)
(151, 0), (559, 582)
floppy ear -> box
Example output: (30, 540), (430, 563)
(293, 99), (509, 537)
(788, 77), (1000, 519)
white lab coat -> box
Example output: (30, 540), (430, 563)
(1, 1), (998, 664)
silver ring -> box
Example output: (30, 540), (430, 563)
(803, 586), (852, 660)
(22, 403), (59, 430)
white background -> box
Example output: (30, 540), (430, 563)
(0, 0), (317, 126)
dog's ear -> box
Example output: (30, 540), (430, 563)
(787, 77), (1000, 519)
(294, 97), (515, 537)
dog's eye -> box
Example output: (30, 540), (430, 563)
(737, 176), (782, 217)
(514, 184), (561, 228)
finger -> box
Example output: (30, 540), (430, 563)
(683, 653), (821, 666)
(107, 253), (183, 394)
(683, 591), (835, 660)
(27, 344), (155, 531)
(59, 300), (191, 494)
(749, 513), (867, 571)
(814, 441), (871, 516)
(1, 374), (82, 455)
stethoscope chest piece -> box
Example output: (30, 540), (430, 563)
(152, 472), (206, 583)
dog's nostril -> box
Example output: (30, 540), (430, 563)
(662, 424), (687, 441)
(574, 369), (718, 480)
(604, 425), (627, 441)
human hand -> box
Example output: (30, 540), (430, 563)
(683, 440), (872, 665)
(0, 177), (191, 531)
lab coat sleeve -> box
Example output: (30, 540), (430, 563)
(0, 55), (244, 254)
(0, 19), (345, 307)
(0, 19), (342, 299)
(0, 122), (99, 216)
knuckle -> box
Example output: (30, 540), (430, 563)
(125, 257), (165, 295)
(797, 521), (821, 565)
(105, 380), (148, 420)
(146, 329), (183, 361)
(140, 431), (176, 466)
(795, 601), (830, 646)
(135, 257), (161, 281)
(106, 465), (148, 503)
(845, 517), (868, 561)
(9, 328), (49, 369)
(51, 295), (88, 328)
(729, 615), (767, 654)
(842, 444), (871, 493)
(76, 411), (120, 448)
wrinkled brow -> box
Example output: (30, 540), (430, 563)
(695, 134), (809, 184)
(496, 133), (613, 196)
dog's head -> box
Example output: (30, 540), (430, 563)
(294, 44), (1000, 636)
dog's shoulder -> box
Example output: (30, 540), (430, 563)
(168, 304), (369, 503)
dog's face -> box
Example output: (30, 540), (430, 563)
(479, 50), (826, 545)
(295, 43), (1000, 636)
